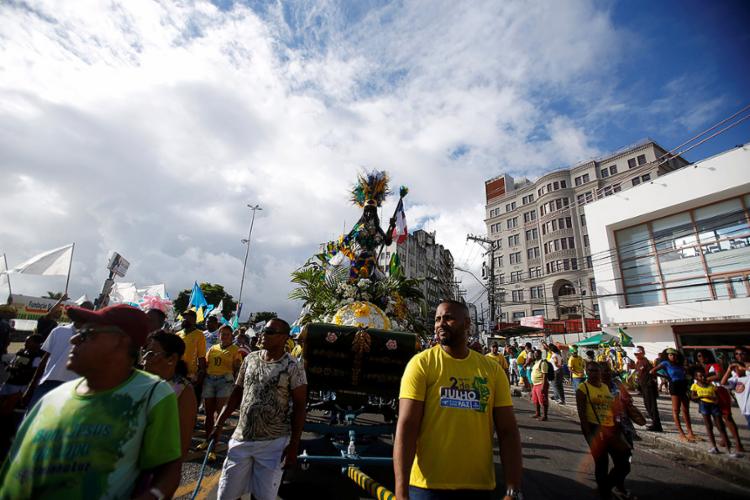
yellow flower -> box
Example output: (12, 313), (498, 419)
(353, 302), (371, 318)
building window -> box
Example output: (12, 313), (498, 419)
(506, 202), (517, 212)
(530, 285), (544, 298)
(632, 177), (641, 186)
(508, 234), (519, 246)
(586, 255), (592, 268)
(527, 247), (540, 259)
(613, 183), (621, 193)
(511, 290), (524, 302)
(642, 173), (651, 182)
(510, 252), (521, 265)
(603, 186), (613, 196)
(561, 180), (567, 188)
(637, 154), (646, 165)
(507, 217), (518, 229)
(609, 165), (618, 175)
(512, 311), (526, 320)
(628, 158), (637, 169)
(510, 271), (523, 282)
(581, 214), (586, 226)
(525, 228), (538, 241)
(528, 266), (541, 278)
(497, 255), (503, 267)
(574, 173), (590, 186)
(531, 309), (545, 316)
(589, 278), (596, 294)
(584, 234), (590, 247)
(522, 194), (535, 205)
(523, 210), (536, 223)
(616, 195), (750, 307)
(601, 168), (609, 178)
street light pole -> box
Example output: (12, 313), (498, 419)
(238, 204), (262, 320)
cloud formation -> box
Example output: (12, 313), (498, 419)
(0, 0), (728, 320)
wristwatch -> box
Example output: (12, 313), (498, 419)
(149, 487), (166, 500)
(506, 488), (524, 500)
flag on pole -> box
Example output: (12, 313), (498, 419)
(210, 300), (224, 318)
(0, 253), (9, 295)
(391, 197), (407, 244)
(188, 282), (208, 309)
(618, 327), (634, 347)
(9, 244), (74, 276)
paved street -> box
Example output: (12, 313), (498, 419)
(180, 394), (750, 499)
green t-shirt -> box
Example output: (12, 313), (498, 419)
(0, 370), (181, 499)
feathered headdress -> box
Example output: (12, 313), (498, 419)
(351, 170), (391, 207)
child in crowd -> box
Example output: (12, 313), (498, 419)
(690, 366), (736, 456)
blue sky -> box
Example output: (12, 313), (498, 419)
(0, 0), (748, 319)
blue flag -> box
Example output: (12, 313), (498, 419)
(188, 282), (208, 309)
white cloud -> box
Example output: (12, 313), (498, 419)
(1, 0), (630, 320)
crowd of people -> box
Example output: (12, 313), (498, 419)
(0, 297), (748, 500)
(0, 301), (307, 499)
(473, 337), (750, 499)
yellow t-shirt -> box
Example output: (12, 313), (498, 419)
(399, 346), (512, 490)
(690, 382), (717, 403)
(206, 344), (241, 376)
(578, 381), (614, 427)
(531, 359), (549, 385)
(516, 350), (528, 366)
(178, 328), (207, 377)
(568, 355), (585, 379)
(485, 352), (509, 371)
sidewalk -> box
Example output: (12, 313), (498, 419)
(516, 380), (750, 480)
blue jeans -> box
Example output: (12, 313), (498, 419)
(745, 413), (750, 429)
(408, 486), (493, 500)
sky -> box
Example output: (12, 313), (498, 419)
(1, 0), (748, 321)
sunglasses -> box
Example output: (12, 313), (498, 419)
(76, 326), (125, 342)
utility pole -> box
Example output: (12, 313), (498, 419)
(578, 278), (587, 341)
(467, 234), (500, 329)
(238, 204), (262, 320)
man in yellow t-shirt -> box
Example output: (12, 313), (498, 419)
(530, 349), (551, 421)
(394, 300), (523, 499)
(177, 310), (207, 402)
(486, 342), (509, 375)
(568, 346), (586, 392)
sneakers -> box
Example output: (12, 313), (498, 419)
(708, 447), (720, 454)
(729, 451), (743, 458)
(196, 441), (209, 451)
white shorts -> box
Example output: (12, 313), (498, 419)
(217, 436), (289, 500)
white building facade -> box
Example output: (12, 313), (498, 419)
(586, 144), (750, 359)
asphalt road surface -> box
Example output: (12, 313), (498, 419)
(182, 394), (750, 499)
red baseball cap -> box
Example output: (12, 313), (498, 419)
(66, 304), (151, 348)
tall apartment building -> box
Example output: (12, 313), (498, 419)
(378, 229), (456, 311)
(483, 139), (688, 325)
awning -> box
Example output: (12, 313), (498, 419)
(573, 332), (617, 347)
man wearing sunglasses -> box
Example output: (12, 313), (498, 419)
(0, 304), (181, 500)
(212, 318), (307, 500)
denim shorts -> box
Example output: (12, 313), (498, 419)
(203, 374), (234, 399)
(698, 401), (721, 417)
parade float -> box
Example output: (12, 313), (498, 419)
(288, 171), (424, 497)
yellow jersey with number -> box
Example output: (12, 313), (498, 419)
(206, 344), (241, 376)
(400, 346), (512, 490)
